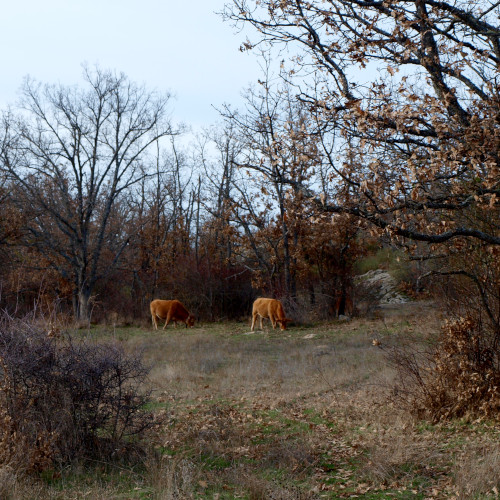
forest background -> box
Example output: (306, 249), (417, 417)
(0, 0), (498, 336)
(1, 4), (500, 495)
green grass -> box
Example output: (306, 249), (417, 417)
(355, 247), (407, 275)
(200, 454), (233, 470)
(40, 462), (152, 497)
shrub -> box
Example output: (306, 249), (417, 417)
(425, 316), (500, 420)
(0, 312), (154, 471)
(387, 314), (500, 422)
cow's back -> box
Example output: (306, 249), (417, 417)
(253, 298), (271, 317)
(151, 299), (171, 318)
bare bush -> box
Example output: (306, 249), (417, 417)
(0, 466), (44, 500)
(387, 314), (500, 422)
(353, 278), (384, 318)
(0, 312), (154, 470)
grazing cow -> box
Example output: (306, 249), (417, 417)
(251, 298), (291, 331)
(150, 299), (195, 329)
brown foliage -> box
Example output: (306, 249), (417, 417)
(0, 405), (54, 474)
(390, 314), (500, 422)
(225, 0), (499, 248)
(426, 316), (500, 421)
(0, 312), (155, 470)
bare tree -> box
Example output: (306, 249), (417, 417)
(0, 67), (177, 320)
(197, 122), (241, 267)
(220, 73), (321, 300)
(128, 136), (196, 311)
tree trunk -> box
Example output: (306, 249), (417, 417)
(76, 287), (92, 322)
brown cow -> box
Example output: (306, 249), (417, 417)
(150, 299), (195, 329)
(250, 298), (291, 331)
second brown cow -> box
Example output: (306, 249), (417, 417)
(250, 298), (290, 331)
(150, 299), (195, 329)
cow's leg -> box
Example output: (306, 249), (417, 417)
(163, 313), (171, 329)
(251, 313), (257, 331)
(152, 314), (158, 330)
(270, 316), (277, 329)
(259, 315), (264, 330)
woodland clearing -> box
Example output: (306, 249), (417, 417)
(3, 301), (500, 499)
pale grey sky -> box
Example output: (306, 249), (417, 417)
(0, 1), (259, 131)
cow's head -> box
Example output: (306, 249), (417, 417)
(277, 318), (291, 331)
(186, 315), (195, 328)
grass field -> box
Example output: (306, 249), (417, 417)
(5, 301), (500, 499)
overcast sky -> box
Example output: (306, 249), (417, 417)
(0, 0), (260, 132)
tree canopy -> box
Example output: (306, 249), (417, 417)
(0, 67), (176, 320)
(224, 0), (499, 246)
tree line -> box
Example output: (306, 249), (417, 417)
(0, 1), (498, 337)
(0, 66), (361, 323)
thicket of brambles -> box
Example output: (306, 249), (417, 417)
(0, 1), (498, 473)
(0, 311), (154, 472)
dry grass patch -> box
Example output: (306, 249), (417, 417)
(118, 304), (449, 497)
(360, 426), (447, 488)
(0, 467), (45, 500)
(14, 301), (500, 498)
(453, 443), (500, 498)
(156, 396), (351, 498)
(137, 321), (394, 404)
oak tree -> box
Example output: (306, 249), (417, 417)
(0, 67), (176, 320)
(224, 0), (500, 418)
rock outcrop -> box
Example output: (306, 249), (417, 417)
(356, 269), (408, 304)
